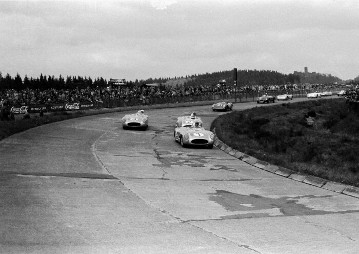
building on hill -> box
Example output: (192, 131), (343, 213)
(293, 67), (341, 84)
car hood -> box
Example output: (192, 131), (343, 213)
(122, 114), (148, 122)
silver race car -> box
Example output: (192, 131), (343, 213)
(122, 110), (148, 130)
(212, 101), (233, 111)
(276, 93), (293, 101)
(174, 114), (214, 148)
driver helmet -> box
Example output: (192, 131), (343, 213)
(138, 110), (144, 114)
(190, 112), (196, 119)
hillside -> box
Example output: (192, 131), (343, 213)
(161, 69), (300, 88)
(211, 98), (359, 187)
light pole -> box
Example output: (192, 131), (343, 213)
(233, 68), (237, 103)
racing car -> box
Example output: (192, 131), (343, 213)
(174, 114), (214, 149)
(276, 94), (293, 101)
(257, 94), (275, 104)
(122, 110), (148, 130)
(307, 92), (321, 98)
(212, 101), (233, 111)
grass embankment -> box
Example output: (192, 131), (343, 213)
(211, 98), (359, 187)
(0, 111), (87, 140)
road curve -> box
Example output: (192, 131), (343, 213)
(1, 100), (359, 254)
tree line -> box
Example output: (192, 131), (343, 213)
(0, 69), (335, 92)
(182, 69), (300, 88)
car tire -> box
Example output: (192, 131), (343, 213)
(207, 144), (213, 149)
(180, 136), (186, 148)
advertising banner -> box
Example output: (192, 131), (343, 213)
(49, 104), (65, 111)
(29, 104), (47, 113)
(80, 102), (94, 110)
(10, 105), (28, 114)
(65, 102), (80, 111)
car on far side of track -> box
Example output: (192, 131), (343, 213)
(307, 92), (322, 98)
(337, 90), (346, 96)
(212, 101), (233, 111)
(320, 91), (333, 96)
(276, 94), (293, 101)
(257, 94), (275, 104)
(122, 110), (148, 130)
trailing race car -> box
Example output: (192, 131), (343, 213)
(174, 115), (214, 148)
(307, 92), (321, 98)
(257, 94), (275, 104)
(320, 91), (333, 96)
(337, 90), (346, 96)
(122, 110), (148, 130)
(212, 101), (233, 111)
(276, 94), (293, 101)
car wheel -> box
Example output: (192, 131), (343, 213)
(180, 136), (186, 148)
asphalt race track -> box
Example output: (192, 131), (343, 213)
(1, 100), (359, 254)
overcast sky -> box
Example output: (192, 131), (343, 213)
(1, 0), (358, 81)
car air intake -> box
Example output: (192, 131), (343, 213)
(128, 122), (141, 127)
(191, 139), (208, 144)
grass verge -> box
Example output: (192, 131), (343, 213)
(211, 98), (359, 187)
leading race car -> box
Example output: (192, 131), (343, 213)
(212, 101), (233, 111)
(174, 114), (214, 149)
(276, 93), (293, 101)
(122, 110), (148, 130)
(307, 92), (321, 98)
(257, 94), (275, 104)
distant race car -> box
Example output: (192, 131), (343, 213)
(212, 101), (233, 111)
(337, 90), (346, 96)
(174, 115), (214, 148)
(257, 94), (275, 104)
(122, 110), (148, 130)
(276, 94), (293, 101)
(320, 91), (333, 96)
(307, 92), (322, 98)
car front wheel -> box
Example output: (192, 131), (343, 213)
(180, 136), (186, 147)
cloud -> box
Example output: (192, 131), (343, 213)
(150, 0), (177, 10)
(0, 0), (359, 80)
